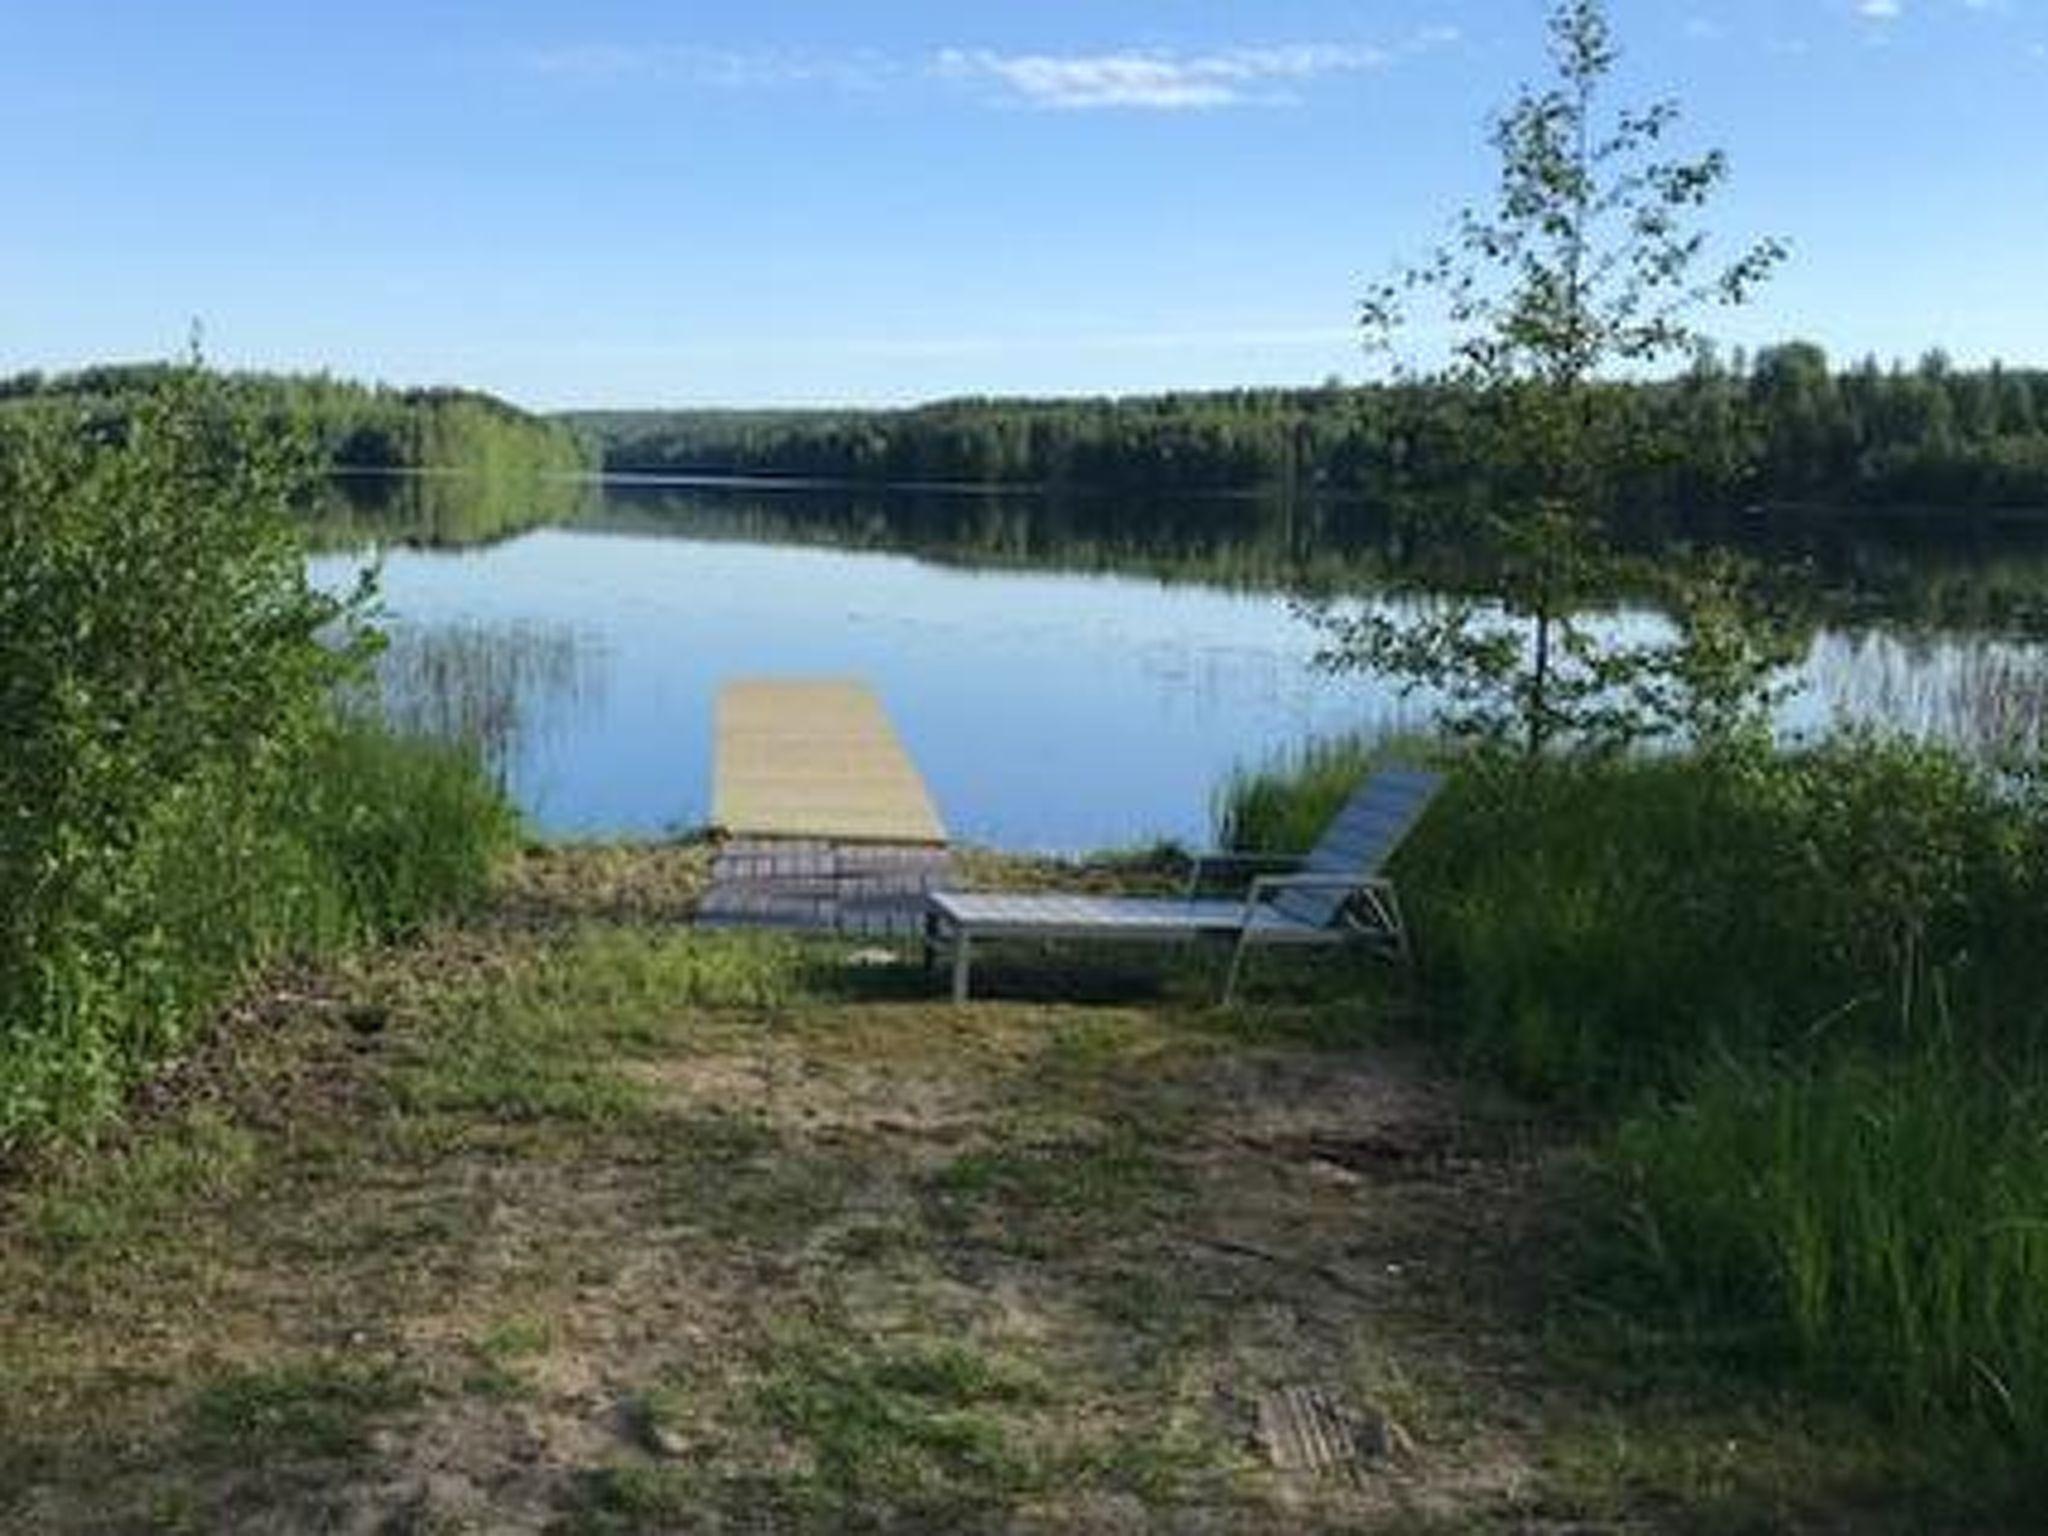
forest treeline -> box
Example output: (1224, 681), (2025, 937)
(1, 363), (592, 486)
(571, 343), (2048, 512)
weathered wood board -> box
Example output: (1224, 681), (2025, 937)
(711, 679), (947, 845)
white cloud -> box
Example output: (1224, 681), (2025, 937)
(932, 51), (1241, 111)
(1857, 0), (1903, 18)
(930, 39), (1439, 111)
(517, 44), (890, 92)
(519, 44), (649, 78)
(517, 30), (1460, 113)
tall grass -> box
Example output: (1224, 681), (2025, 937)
(1621, 1031), (2048, 1440)
(1212, 733), (1383, 855)
(1215, 730), (2048, 1447)
(1821, 631), (2048, 766)
(355, 620), (595, 783)
(1229, 738), (2042, 1103)
(2, 719), (517, 1151)
(297, 718), (522, 940)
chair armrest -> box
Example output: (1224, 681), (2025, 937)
(1182, 850), (1306, 898)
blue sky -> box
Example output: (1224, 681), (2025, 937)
(4, 1), (2043, 408)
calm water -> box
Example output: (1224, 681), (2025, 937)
(311, 479), (2048, 851)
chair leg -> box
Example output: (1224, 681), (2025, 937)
(1357, 882), (1411, 966)
(1221, 934), (1251, 1005)
(1381, 884), (1413, 967)
(951, 933), (973, 1004)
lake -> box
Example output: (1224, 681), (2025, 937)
(311, 477), (2048, 851)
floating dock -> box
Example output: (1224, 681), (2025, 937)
(711, 679), (947, 846)
(704, 679), (950, 937)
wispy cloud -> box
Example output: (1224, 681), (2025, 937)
(516, 44), (891, 92)
(932, 35), (1455, 111)
(515, 32), (1458, 113)
(1849, 0), (2022, 24)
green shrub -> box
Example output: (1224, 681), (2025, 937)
(1216, 729), (2048, 1448)
(1349, 739), (2040, 1103)
(0, 366), (516, 1150)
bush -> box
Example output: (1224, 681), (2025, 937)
(1380, 740), (2040, 1102)
(1216, 729), (2048, 1447)
(0, 366), (516, 1150)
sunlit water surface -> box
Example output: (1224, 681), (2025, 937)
(311, 482), (2048, 851)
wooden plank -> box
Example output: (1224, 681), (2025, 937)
(712, 679), (947, 845)
(1256, 1386), (1367, 1485)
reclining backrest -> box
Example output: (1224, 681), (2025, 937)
(1268, 766), (1444, 928)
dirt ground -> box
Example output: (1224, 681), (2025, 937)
(0, 845), (2008, 1533)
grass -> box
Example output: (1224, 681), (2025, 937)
(925, 1134), (1184, 1260)
(1213, 730), (1382, 855)
(1219, 728), (2048, 1468)
(467, 1315), (555, 1399)
(298, 715), (523, 940)
(23, 1109), (258, 1254)
(1619, 1032), (2048, 1441)
(187, 1358), (422, 1462)
(1, 716), (519, 1155)
(742, 1335), (1046, 1522)
(5, 838), (2045, 1530)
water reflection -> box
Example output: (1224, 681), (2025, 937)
(591, 478), (1394, 592)
(312, 476), (2048, 847)
(315, 471), (595, 552)
(596, 478), (2048, 632)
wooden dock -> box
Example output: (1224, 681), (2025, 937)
(711, 680), (946, 845)
(703, 680), (950, 938)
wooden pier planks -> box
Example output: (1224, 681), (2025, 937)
(712, 680), (947, 846)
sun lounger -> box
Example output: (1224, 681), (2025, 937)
(924, 765), (1444, 1003)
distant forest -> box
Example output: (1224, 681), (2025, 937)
(570, 344), (2048, 512)
(1, 363), (592, 486)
